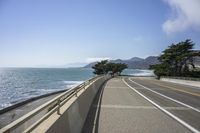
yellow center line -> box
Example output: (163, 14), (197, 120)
(150, 81), (200, 97)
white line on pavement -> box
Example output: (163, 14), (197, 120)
(105, 87), (128, 89)
(94, 105), (157, 109)
(129, 78), (200, 113)
(93, 105), (191, 110)
(122, 78), (200, 133)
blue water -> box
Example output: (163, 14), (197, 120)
(0, 68), (153, 109)
(0, 68), (93, 109)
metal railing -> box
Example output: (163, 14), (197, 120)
(161, 76), (200, 81)
(0, 76), (101, 133)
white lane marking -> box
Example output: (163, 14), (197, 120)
(94, 105), (157, 109)
(105, 87), (128, 89)
(122, 78), (200, 133)
(164, 107), (191, 110)
(93, 105), (191, 110)
(129, 78), (200, 113)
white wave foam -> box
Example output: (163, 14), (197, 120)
(63, 81), (84, 88)
(129, 70), (154, 76)
(0, 103), (12, 110)
(63, 81), (84, 84)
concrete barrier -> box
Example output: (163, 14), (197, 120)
(160, 78), (200, 88)
(31, 76), (110, 133)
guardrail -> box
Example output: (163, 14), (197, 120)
(161, 76), (200, 81)
(0, 75), (101, 133)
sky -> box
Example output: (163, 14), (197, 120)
(0, 0), (200, 67)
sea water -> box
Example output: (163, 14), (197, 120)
(0, 68), (153, 109)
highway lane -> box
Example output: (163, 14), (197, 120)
(83, 78), (192, 133)
(124, 77), (200, 132)
(128, 77), (200, 110)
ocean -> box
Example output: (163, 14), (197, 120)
(0, 68), (153, 110)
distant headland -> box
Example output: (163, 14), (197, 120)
(84, 56), (200, 69)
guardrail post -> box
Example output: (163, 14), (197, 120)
(75, 90), (78, 97)
(84, 82), (86, 89)
(57, 98), (61, 115)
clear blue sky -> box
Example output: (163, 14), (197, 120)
(0, 0), (200, 67)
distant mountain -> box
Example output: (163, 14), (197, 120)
(83, 62), (98, 68)
(84, 56), (160, 69)
(129, 57), (144, 62)
(84, 56), (200, 69)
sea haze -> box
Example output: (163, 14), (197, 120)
(0, 68), (153, 109)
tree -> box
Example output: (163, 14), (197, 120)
(151, 39), (200, 78)
(150, 63), (169, 79)
(92, 60), (127, 76)
(106, 63), (127, 76)
(92, 60), (108, 75)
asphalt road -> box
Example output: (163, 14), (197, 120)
(124, 77), (200, 133)
(82, 77), (199, 133)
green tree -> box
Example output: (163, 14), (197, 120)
(92, 60), (108, 75)
(150, 63), (170, 79)
(151, 39), (200, 78)
(106, 63), (127, 76)
(92, 60), (127, 76)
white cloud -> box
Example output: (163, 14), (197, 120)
(86, 57), (111, 63)
(162, 0), (200, 34)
